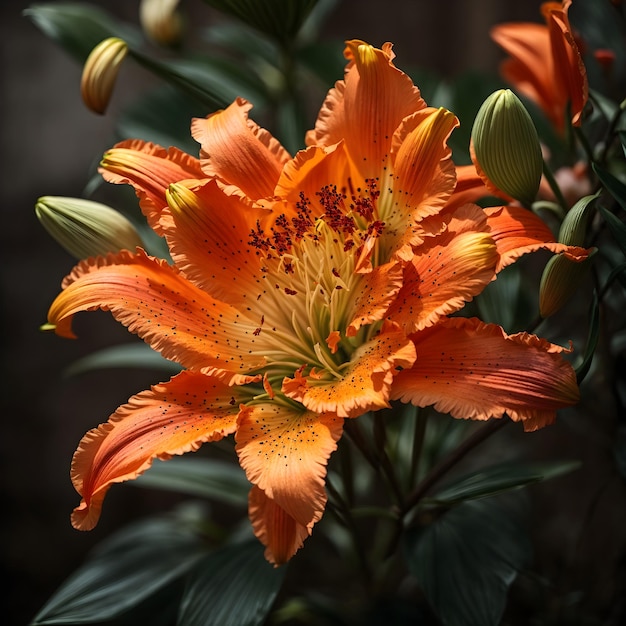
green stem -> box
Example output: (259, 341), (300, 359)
(326, 478), (373, 587)
(542, 159), (569, 215)
(383, 417), (510, 558)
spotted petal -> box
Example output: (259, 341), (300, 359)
(391, 317), (579, 431)
(236, 404), (343, 563)
(283, 324), (416, 418)
(71, 371), (243, 530)
(48, 249), (264, 381)
(387, 203), (497, 332)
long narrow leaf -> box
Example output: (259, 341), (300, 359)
(31, 516), (207, 625)
(134, 457), (249, 507)
(24, 3), (141, 62)
(178, 539), (287, 626)
(404, 498), (530, 626)
(428, 460), (581, 504)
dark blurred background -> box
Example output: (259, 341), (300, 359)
(2, 1), (625, 624)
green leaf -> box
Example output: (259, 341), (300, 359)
(63, 342), (182, 377)
(593, 162), (626, 213)
(474, 264), (522, 332)
(428, 460), (581, 504)
(404, 498), (531, 626)
(296, 39), (346, 90)
(118, 85), (206, 154)
(178, 539), (287, 626)
(31, 515), (207, 625)
(576, 289), (600, 384)
(24, 2), (141, 63)
(134, 456), (249, 507)
(599, 205), (626, 256)
(128, 51), (269, 112)
(201, 0), (319, 45)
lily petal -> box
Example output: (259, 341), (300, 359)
(391, 317), (579, 431)
(484, 205), (590, 272)
(191, 98), (290, 201)
(99, 139), (204, 235)
(236, 404), (343, 562)
(274, 142), (351, 217)
(283, 324), (416, 417)
(71, 370), (242, 530)
(248, 486), (310, 566)
(387, 203), (498, 332)
(164, 178), (268, 308)
(306, 40), (425, 181)
(347, 260), (404, 336)
(48, 249), (265, 380)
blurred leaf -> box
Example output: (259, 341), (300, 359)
(404, 498), (530, 626)
(203, 21), (280, 67)
(296, 39), (346, 90)
(118, 85), (206, 153)
(24, 2), (141, 63)
(202, 0), (319, 45)
(594, 163), (626, 213)
(587, 89), (621, 124)
(576, 289), (600, 384)
(31, 515), (206, 625)
(134, 457), (249, 507)
(64, 342), (182, 377)
(428, 460), (581, 504)
(129, 51), (269, 112)
(178, 539), (287, 626)
(432, 72), (504, 165)
(474, 265), (522, 332)
(599, 205), (626, 256)
(620, 130), (626, 158)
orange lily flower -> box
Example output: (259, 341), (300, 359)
(47, 40), (586, 565)
(491, 0), (588, 134)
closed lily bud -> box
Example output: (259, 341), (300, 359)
(80, 37), (128, 114)
(471, 89), (543, 206)
(140, 0), (183, 46)
(539, 248), (597, 318)
(558, 193), (598, 246)
(35, 196), (143, 259)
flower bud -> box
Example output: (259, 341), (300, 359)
(471, 89), (543, 206)
(539, 248), (597, 318)
(35, 196), (143, 259)
(140, 0), (183, 47)
(80, 37), (128, 115)
(558, 193), (598, 246)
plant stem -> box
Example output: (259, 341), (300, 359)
(383, 417), (510, 557)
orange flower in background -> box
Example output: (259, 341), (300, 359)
(491, 0), (588, 134)
(47, 40), (587, 565)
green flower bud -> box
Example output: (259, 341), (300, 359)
(558, 193), (598, 246)
(35, 196), (143, 259)
(539, 248), (597, 318)
(80, 37), (128, 115)
(471, 89), (543, 206)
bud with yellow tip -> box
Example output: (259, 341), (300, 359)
(165, 181), (203, 218)
(35, 196), (143, 259)
(140, 0), (183, 47)
(80, 37), (128, 115)
(471, 89), (543, 207)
